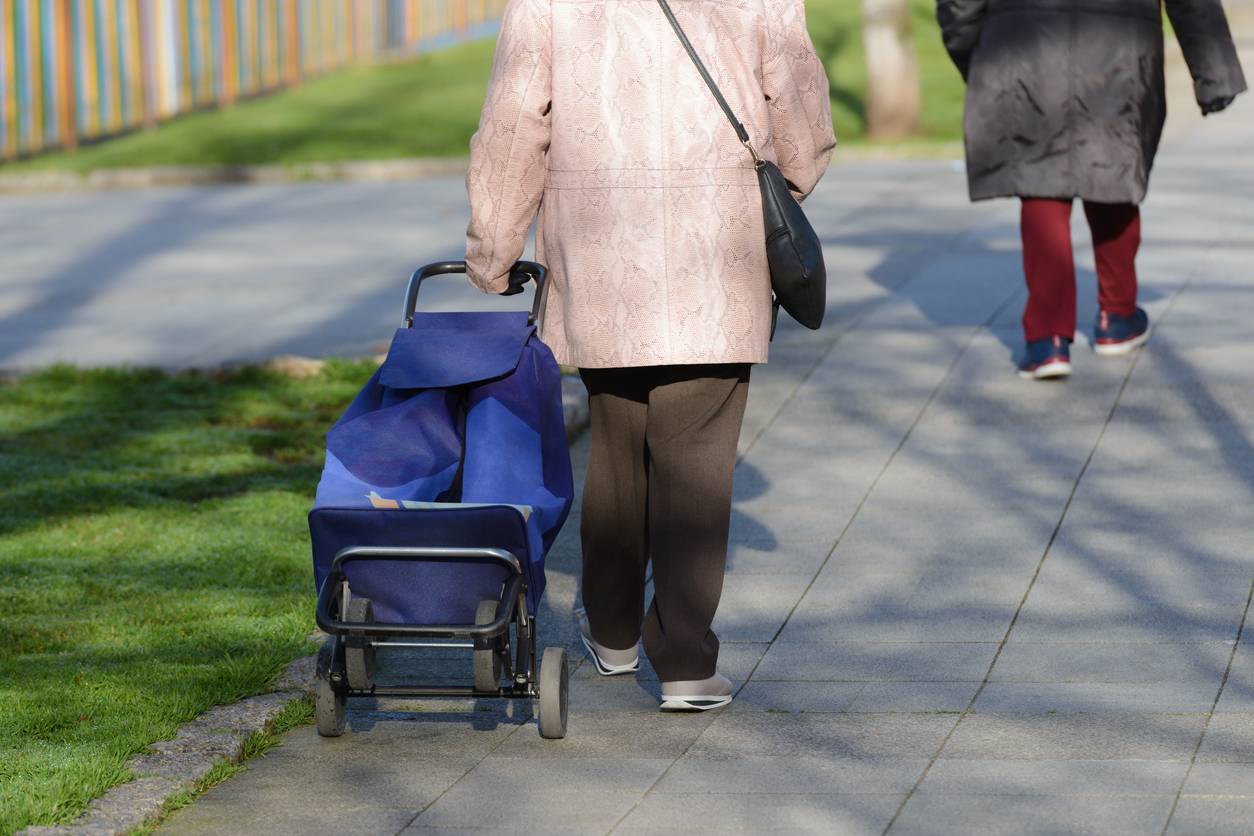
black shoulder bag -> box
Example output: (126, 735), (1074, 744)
(656, 0), (826, 331)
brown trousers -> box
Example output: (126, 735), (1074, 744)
(578, 364), (751, 682)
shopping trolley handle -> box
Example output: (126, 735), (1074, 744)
(403, 261), (548, 327)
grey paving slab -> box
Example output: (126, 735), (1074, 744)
(940, 713), (1208, 761)
(760, 387), (928, 436)
(730, 681), (867, 713)
(753, 641), (998, 683)
(778, 604), (1015, 643)
(723, 540), (832, 576)
(1019, 569), (1251, 627)
(1112, 381), (1254, 427)
(1009, 548), (1250, 642)
(687, 713), (958, 759)
(973, 681), (1220, 713)
(916, 758), (1188, 797)
(989, 642), (1235, 684)
(402, 827), (593, 836)
(1165, 799), (1254, 836)
(802, 568), (1031, 624)
(1008, 603), (1246, 644)
(799, 327), (971, 392)
(615, 792), (904, 835)
(829, 494), (1065, 556)
(1215, 643), (1254, 713)
(921, 380), (1122, 428)
(164, 804), (418, 836)
(802, 564), (924, 596)
(892, 421), (1100, 475)
(1024, 551), (1253, 600)
(1131, 327), (1254, 384)
(738, 424), (904, 484)
(711, 573), (816, 642)
(1085, 421), (1254, 485)
(566, 677), (667, 713)
(1182, 762), (1254, 797)
(891, 794), (1175, 836)
(1061, 476), (1254, 523)
(161, 730), (477, 834)
(1196, 714), (1254, 762)
(727, 503), (850, 546)
(488, 711), (710, 759)
(653, 756), (927, 795)
(1046, 525), (1254, 576)
(409, 758), (670, 830)
(848, 682), (979, 713)
(326, 712), (523, 755)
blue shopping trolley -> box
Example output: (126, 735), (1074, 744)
(308, 261), (574, 739)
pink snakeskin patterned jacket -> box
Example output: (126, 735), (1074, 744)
(465, 0), (835, 367)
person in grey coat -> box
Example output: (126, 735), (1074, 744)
(937, 0), (1247, 379)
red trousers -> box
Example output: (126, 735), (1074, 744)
(1020, 199), (1140, 343)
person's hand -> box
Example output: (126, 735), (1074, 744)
(1201, 95), (1236, 115)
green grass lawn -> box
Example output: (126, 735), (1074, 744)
(0, 363), (373, 833)
(1, 38), (496, 175)
(1, 0), (963, 175)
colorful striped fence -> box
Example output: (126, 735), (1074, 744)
(0, 0), (504, 160)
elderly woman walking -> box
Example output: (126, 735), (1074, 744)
(465, 0), (834, 709)
(938, 0), (1246, 379)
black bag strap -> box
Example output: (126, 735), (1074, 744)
(655, 0), (763, 165)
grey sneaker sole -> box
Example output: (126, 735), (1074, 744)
(1019, 359), (1072, 380)
(1094, 324), (1152, 356)
(659, 695), (733, 712)
(579, 633), (640, 676)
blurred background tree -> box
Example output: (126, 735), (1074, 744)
(860, 0), (922, 138)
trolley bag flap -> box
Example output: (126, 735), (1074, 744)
(321, 385), (463, 502)
(309, 504), (543, 623)
(379, 311), (535, 390)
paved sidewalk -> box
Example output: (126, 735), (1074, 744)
(139, 30), (1254, 835)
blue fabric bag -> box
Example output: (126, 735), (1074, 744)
(309, 310), (574, 624)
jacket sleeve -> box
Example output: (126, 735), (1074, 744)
(935, 0), (988, 80)
(762, 0), (837, 202)
(1164, 0), (1248, 113)
(465, 0), (552, 294)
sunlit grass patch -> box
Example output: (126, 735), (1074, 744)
(0, 363), (370, 833)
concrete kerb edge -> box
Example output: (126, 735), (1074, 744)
(0, 157), (472, 195)
(16, 378), (589, 836)
(17, 680), (309, 836)
(0, 143), (967, 195)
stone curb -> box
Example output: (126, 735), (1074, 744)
(18, 377), (589, 836)
(19, 685), (305, 836)
(0, 157), (471, 195)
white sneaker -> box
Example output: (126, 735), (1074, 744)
(660, 673), (734, 712)
(575, 608), (640, 676)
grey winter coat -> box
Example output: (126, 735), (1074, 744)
(937, 0), (1247, 203)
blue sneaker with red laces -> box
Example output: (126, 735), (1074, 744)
(1094, 307), (1151, 356)
(1019, 336), (1072, 380)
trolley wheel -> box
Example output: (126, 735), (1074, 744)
(537, 646), (569, 740)
(473, 599), (503, 692)
(314, 637), (346, 737)
(344, 597), (376, 692)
